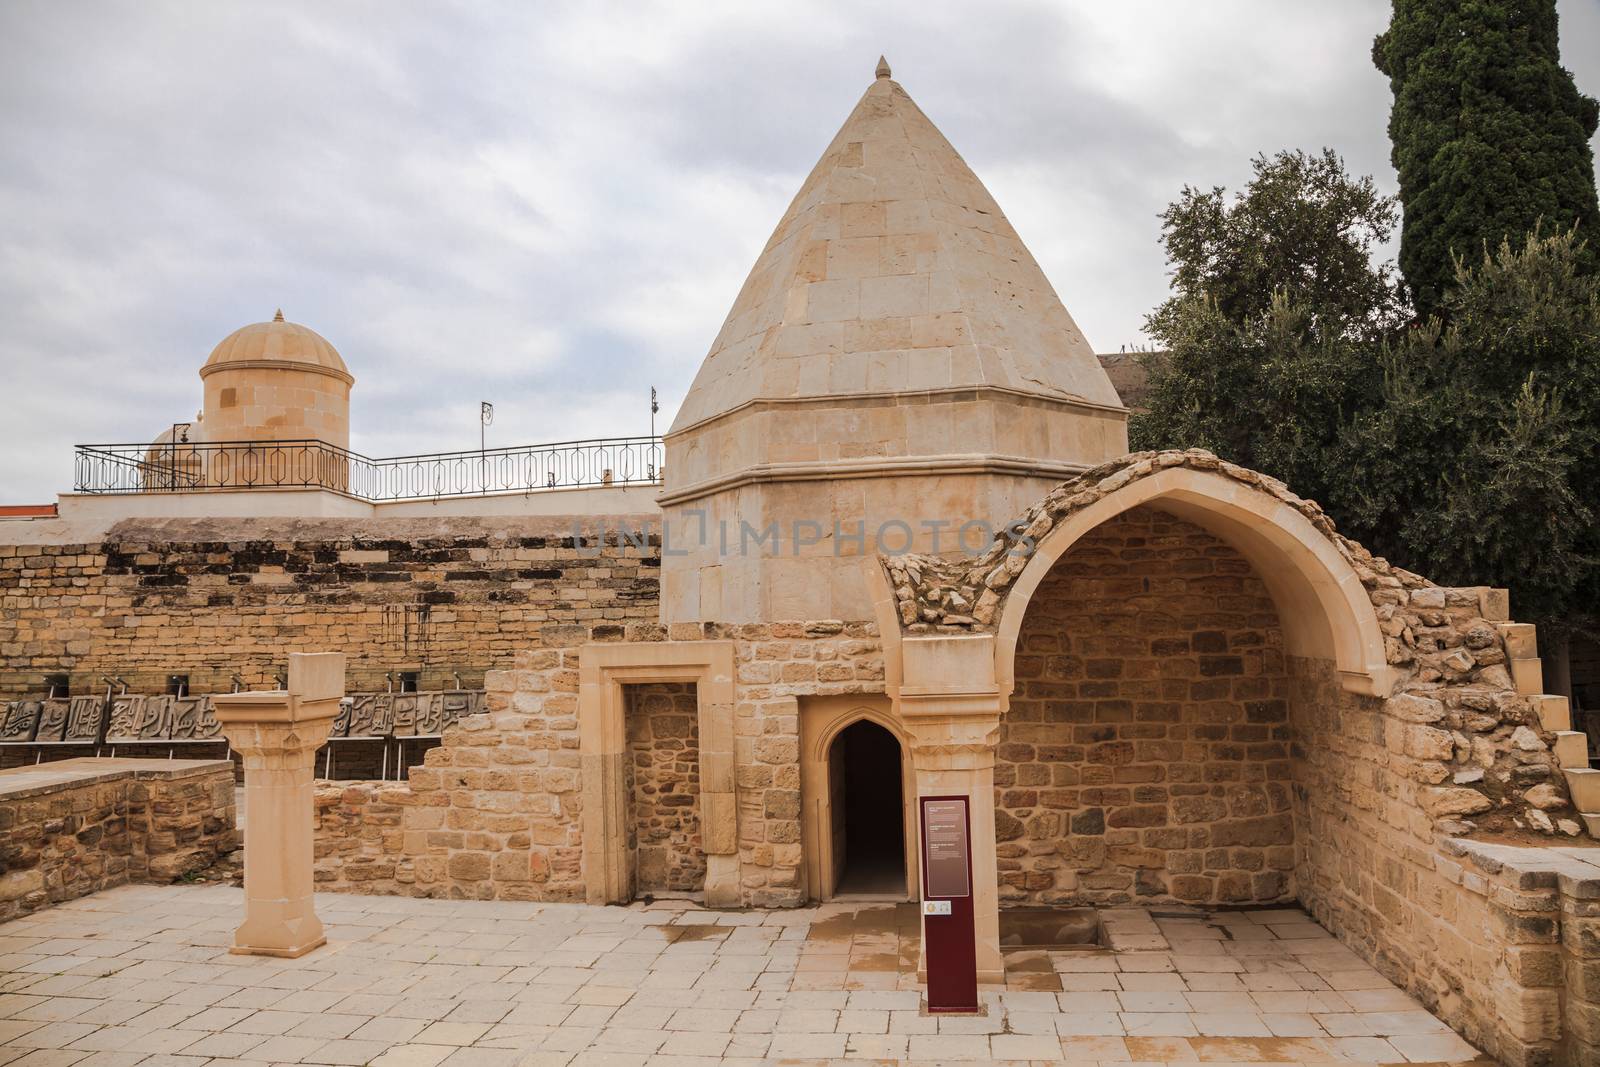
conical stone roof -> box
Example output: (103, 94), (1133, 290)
(671, 60), (1121, 433)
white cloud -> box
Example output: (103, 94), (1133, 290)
(0, 0), (1595, 498)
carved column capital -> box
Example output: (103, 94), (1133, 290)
(903, 716), (1001, 770)
(221, 721), (336, 765)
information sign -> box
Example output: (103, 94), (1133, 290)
(918, 794), (977, 1012)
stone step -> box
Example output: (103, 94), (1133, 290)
(1534, 694), (1572, 732)
(1496, 622), (1538, 659)
(1583, 812), (1600, 838)
(1510, 657), (1544, 696)
(1565, 767), (1600, 812)
(1553, 731), (1590, 770)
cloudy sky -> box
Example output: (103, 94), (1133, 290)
(2, 1), (1597, 501)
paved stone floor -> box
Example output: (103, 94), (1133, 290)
(0, 885), (1491, 1066)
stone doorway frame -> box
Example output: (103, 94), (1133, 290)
(799, 695), (918, 902)
(578, 641), (738, 906)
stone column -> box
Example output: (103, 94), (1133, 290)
(905, 717), (1004, 982)
(213, 653), (344, 958)
(897, 634), (1006, 983)
(697, 683), (742, 909)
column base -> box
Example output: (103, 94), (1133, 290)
(232, 906), (327, 959)
(230, 934), (327, 959)
(703, 853), (742, 908)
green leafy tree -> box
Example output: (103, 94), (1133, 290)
(1373, 0), (1600, 313)
(1130, 149), (1402, 501)
(1337, 230), (1600, 636)
(1134, 147), (1600, 663)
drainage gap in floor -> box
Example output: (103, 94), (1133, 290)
(998, 907), (1103, 950)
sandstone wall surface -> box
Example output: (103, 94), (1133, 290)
(0, 515), (659, 699)
(307, 622), (884, 906)
(999, 507), (1294, 906)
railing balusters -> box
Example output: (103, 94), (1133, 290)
(71, 437), (665, 501)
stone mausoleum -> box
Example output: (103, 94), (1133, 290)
(4, 61), (1600, 1066)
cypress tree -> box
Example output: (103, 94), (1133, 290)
(1373, 0), (1600, 312)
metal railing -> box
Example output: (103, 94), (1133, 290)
(73, 436), (664, 500)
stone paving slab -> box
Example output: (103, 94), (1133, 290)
(0, 886), (1494, 1065)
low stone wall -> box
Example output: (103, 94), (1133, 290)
(1379, 839), (1598, 1067)
(0, 757), (236, 922)
(1279, 575), (1591, 1066)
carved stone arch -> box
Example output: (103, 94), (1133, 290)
(994, 466), (1397, 701)
(812, 703), (909, 763)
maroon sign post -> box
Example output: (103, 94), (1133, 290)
(919, 794), (978, 1013)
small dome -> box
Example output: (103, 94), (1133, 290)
(200, 309), (352, 382)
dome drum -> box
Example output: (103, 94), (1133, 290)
(195, 310), (354, 452)
(142, 310), (356, 492)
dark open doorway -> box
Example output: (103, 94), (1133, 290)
(828, 719), (906, 897)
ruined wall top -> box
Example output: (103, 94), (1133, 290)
(886, 449), (1416, 634)
(882, 447), (1584, 841)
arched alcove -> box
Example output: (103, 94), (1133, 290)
(998, 504), (1299, 906)
(995, 466), (1396, 701)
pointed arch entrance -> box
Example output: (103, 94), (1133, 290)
(799, 696), (918, 901)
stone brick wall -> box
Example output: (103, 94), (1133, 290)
(1289, 650), (1595, 1067)
(312, 782), (409, 891)
(0, 758), (236, 921)
(626, 682), (703, 895)
(0, 515), (659, 699)
(304, 622), (884, 906)
(728, 622), (884, 906)
(998, 507), (1294, 907)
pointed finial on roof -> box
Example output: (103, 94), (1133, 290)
(875, 55), (891, 80)
(273, 308), (285, 322)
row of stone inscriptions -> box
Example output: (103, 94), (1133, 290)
(0, 688), (490, 745)
(331, 690), (489, 738)
(0, 693), (222, 744)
